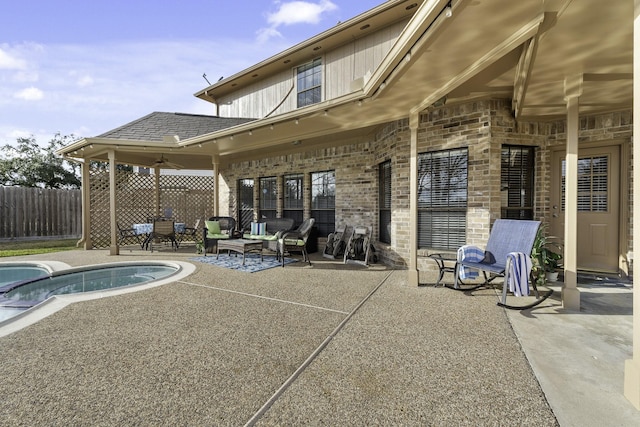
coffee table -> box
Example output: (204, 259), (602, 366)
(216, 239), (264, 265)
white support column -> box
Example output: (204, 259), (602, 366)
(212, 155), (220, 217)
(408, 112), (420, 286)
(80, 161), (92, 249)
(154, 167), (161, 218)
(562, 78), (582, 310)
(108, 150), (119, 255)
(624, 0), (640, 410)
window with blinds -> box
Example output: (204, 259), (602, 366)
(284, 173), (304, 226)
(237, 178), (254, 230)
(297, 58), (322, 108)
(259, 176), (277, 219)
(417, 148), (468, 251)
(311, 170), (335, 237)
(561, 155), (609, 212)
(379, 161), (391, 244)
(501, 145), (534, 220)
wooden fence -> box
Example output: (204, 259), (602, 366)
(0, 186), (82, 240)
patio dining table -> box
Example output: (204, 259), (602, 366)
(133, 222), (186, 250)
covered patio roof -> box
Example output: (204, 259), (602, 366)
(177, 0), (631, 161)
(57, 0), (632, 167)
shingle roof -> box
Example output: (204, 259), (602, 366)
(96, 112), (256, 141)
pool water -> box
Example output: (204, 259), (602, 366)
(0, 264), (179, 322)
(0, 266), (50, 286)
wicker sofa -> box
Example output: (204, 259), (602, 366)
(242, 217), (295, 250)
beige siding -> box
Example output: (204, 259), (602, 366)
(218, 69), (294, 119)
(218, 19), (408, 119)
(325, 20), (406, 99)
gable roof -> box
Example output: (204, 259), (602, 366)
(97, 112), (256, 141)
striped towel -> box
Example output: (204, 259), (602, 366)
(457, 245), (484, 279)
(506, 252), (532, 297)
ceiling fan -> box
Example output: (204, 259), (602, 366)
(148, 154), (183, 169)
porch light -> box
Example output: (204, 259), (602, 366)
(249, 130), (253, 135)
(270, 124), (274, 130)
(295, 119), (299, 124)
(444, 3), (452, 18)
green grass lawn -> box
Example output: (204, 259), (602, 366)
(0, 239), (79, 257)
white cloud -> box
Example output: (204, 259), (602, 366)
(256, 27), (283, 44)
(12, 70), (39, 83)
(258, 0), (338, 43)
(0, 47), (27, 69)
(0, 37), (290, 144)
(267, 0), (337, 26)
(76, 75), (94, 87)
(14, 86), (44, 101)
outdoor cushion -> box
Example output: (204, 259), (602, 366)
(207, 233), (230, 240)
(205, 220), (221, 235)
(243, 233), (277, 241)
(280, 238), (305, 247)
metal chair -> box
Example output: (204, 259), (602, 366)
(454, 219), (552, 309)
(149, 219), (177, 252)
(117, 223), (144, 249)
(178, 218), (201, 247)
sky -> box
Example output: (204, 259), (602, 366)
(0, 0), (384, 146)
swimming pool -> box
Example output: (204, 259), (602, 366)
(0, 261), (195, 333)
(0, 261), (70, 287)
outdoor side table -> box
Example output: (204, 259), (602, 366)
(217, 239), (264, 265)
(428, 253), (460, 287)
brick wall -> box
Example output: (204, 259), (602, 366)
(218, 99), (633, 274)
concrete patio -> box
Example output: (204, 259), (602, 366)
(0, 246), (637, 426)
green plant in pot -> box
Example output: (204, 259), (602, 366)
(531, 226), (563, 285)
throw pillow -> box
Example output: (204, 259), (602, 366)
(251, 222), (266, 236)
(205, 220), (221, 235)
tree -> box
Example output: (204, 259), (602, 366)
(0, 134), (81, 189)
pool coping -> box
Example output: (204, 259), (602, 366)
(0, 260), (196, 337)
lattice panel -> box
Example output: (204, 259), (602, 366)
(89, 168), (215, 248)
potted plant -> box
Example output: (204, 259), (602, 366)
(531, 227), (563, 285)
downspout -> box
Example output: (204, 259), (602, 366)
(408, 112), (420, 286)
(80, 160), (92, 249)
